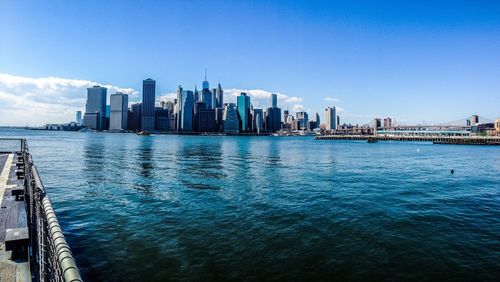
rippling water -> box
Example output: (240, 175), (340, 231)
(1, 128), (499, 281)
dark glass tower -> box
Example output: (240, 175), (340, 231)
(141, 78), (156, 131)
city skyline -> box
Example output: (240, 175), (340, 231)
(1, 1), (500, 126)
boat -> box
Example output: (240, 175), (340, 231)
(137, 131), (150, 136)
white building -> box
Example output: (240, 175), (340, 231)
(109, 93), (128, 131)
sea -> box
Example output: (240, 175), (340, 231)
(1, 128), (499, 281)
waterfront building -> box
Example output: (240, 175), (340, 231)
(215, 83), (223, 108)
(237, 92), (251, 132)
(315, 112), (320, 128)
(215, 107), (224, 132)
(128, 103), (142, 131)
(193, 101), (206, 132)
(325, 107), (336, 131)
(373, 118), (382, 129)
(266, 107), (281, 132)
(83, 86), (107, 130)
(109, 93), (128, 131)
(495, 118), (500, 134)
(253, 108), (264, 134)
(223, 103), (239, 133)
(383, 117), (392, 128)
(178, 87), (194, 132)
(284, 110), (289, 124)
(270, 93), (278, 108)
(76, 111), (82, 125)
(296, 112), (309, 130)
(307, 120), (316, 131)
(141, 78), (156, 131)
(154, 108), (169, 131)
(198, 107), (216, 132)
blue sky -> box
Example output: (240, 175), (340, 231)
(1, 0), (499, 125)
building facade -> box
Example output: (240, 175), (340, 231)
(84, 86), (107, 130)
(237, 93), (251, 132)
(223, 103), (239, 133)
(109, 93), (128, 131)
(141, 78), (156, 131)
(325, 107), (336, 130)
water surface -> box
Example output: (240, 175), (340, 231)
(1, 128), (499, 281)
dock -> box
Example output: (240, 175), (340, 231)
(315, 135), (500, 145)
(0, 139), (81, 282)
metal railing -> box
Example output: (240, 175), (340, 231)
(1, 138), (82, 281)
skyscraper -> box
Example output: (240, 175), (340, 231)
(178, 88), (194, 132)
(83, 86), (107, 130)
(253, 108), (264, 134)
(201, 71), (212, 109)
(325, 107), (336, 130)
(471, 115), (479, 126)
(223, 103), (239, 133)
(215, 83), (223, 108)
(129, 103), (142, 131)
(270, 93), (278, 108)
(76, 111), (82, 125)
(315, 112), (320, 128)
(266, 107), (281, 132)
(141, 78), (156, 131)
(109, 93), (128, 131)
(237, 92), (251, 132)
(296, 112), (308, 129)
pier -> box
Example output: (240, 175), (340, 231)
(315, 135), (500, 145)
(0, 139), (81, 282)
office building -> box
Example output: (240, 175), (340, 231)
(215, 107), (224, 132)
(296, 112), (308, 129)
(201, 72), (212, 109)
(76, 111), (82, 125)
(315, 112), (320, 128)
(155, 107), (169, 131)
(177, 86), (194, 132)
(373, 118), (382, 129)
(223, 103), (239, 133)
(270, 93), (278, 108)
(193, 101), (206, 132)
(128, 103), (142, 131)
(284, 110), (289, 123)
(83, 86), (107, 130)
(109, 93), (128, 131)
(325, 107), (336, 130)
(237, 92), (251, 132)
(253, 108), (264, 134)
(141, 78), (156, 131)
(198, 107), (216, 132)
(215, 83), (223, 108)
(266, 107), (282, 132)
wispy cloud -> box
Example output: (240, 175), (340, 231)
(0, 73), (138, 126)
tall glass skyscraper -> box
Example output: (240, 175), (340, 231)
(215, 83), (223, 108)
(83, 86), (107, 130)
(237, 92), (251, 132)
(270, 93), (278, 108)
(179, 90), (194, 132)
(141, 78), (156, 131)
(223, 103), (239, 133)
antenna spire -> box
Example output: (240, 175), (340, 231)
(204, 68), (207, 81)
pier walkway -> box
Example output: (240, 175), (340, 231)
(315, 135), (500, 145)
(0, 139), (81, 282)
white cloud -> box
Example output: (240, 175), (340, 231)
(0, 73), (138, 126)
(325, 97), (340, 103)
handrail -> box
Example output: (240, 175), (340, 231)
(0, 138), (82, 281)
